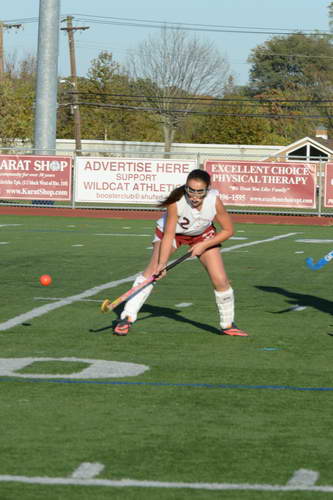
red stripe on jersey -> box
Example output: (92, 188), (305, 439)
(154, 224), (221, 249)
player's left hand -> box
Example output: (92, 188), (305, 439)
(190, 242), (207, 257)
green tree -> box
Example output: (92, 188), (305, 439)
(57, 51), (163, 143)
(254, 88), (320, 144)
(191, 94), (272, 145)
(0, 80), (34, 149)
(0, 53), (35, 149)
(248, 33), (333, 95)
(87, 50), (120, 87)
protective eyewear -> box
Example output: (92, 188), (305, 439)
(185, 185), (208, 198)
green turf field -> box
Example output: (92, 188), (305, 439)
(0, 214), (333, 500)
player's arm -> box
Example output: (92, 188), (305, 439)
(191, 198), (234, 256)
(212, 197), (234, 244)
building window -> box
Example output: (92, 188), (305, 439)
(287, 144), (328, 161)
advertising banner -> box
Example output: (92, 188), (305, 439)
(0, 155), (72, 201)
(324, 163), (333, 208)
(204, 160), (316, 208)
(74, 157), (197, 204)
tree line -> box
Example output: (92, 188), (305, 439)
(2, 6), (333, 151)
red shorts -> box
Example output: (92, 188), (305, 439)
(154, 224), (221, 249)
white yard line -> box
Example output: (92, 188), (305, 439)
(0, 233), (298, 332)
(34, 297), (101, 303)
(0, 471), (328, 492)
(296, 239), (333, 244)
(0, 275), (137, 332)
(95, 233), (150, 237)
(0, 224), (21, 227)
(0, 465), (321, 492)
(221, 232), (298, 253)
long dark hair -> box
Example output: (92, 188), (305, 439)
(158, 169), (211, 208)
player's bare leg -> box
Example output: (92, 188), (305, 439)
(115, 242), (176, 335)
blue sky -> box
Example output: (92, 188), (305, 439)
(2, 0), (331, 85)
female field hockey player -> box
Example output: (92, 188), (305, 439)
(101, 169), (248, 337)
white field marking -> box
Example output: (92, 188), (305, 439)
(0, 233), (297, 332)
(72, 244), (84, 247)
(146, 246), (153, 250)
(0, 273), (137, 332)
(221, 233), (299, 254)
(296, 239), (333, 244)
(71, 463), (105, 480)
(0, 473), (332, 492)
(295, 251), (304, 254)
(95, 233), (150, 237)
(230, 236), (248, 240)
(287, 469), (319, 487)
(237, 230), (245, 232)
(67, 225), (76, 227)
(175, 303), (193, 308)
(34, 297), (101, 303)
(0, 242), (8, 245)
(0, 357), (149, 378)
(122, 226), (131, 229)
(0, 224), (21, 227)
(289, 305), (307, 312)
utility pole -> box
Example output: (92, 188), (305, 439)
(0, 21), (22, 81)
(61, 16), (89, 155)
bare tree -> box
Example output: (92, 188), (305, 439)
(127, 28), (231, 152)
(329, 1), (333, 33)
(4, 51), (36, 80)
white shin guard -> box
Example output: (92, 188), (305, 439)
(121, 274), (154, 323)
(214, 288), (234, 329)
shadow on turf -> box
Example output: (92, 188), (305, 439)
(256, 286), (333, 317)
(90, 303), (221, 335)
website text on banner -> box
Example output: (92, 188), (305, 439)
(324, 163), (333, 208)
(204, 160), (316, 209)
(74, 157), (197, 204)
(0, 155), (72, 201)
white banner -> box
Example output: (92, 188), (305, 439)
(74, 157), (197, 204)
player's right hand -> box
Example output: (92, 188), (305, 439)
(154, 263), (167, 280)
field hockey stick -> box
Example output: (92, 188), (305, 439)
(306, 249), (333, 270)
(106, 251), (192, 311)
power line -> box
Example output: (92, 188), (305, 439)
(67, 13), (331, 37)
(66, 100), (332, 119)
(2, 17), (38, 24)
(72, 19), (332, 37)
(63, 91), (333, 105)
(5, 14), (331, 37)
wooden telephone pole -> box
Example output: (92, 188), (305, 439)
(0, 22), (22, 81)
(61, 16), (89, 154)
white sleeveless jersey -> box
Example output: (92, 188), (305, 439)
(156, 189), (219, 236)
